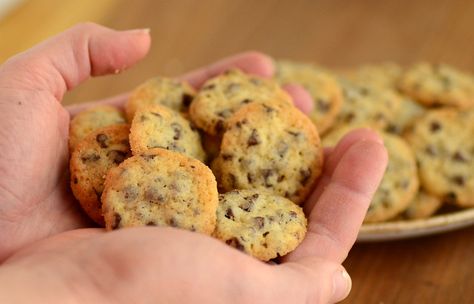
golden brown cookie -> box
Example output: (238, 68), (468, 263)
(70, 125), (131, 225)
(129, 104), (206, 162)
(214, 102), (323, 204)
(125, 77), (196, 121)
(214, 190), (307, 261)
(69, 105), (126, 150)
(102, 148), (218, 234)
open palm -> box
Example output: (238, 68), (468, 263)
(0, 23), (387, 303)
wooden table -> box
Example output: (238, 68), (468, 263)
(1, 0), (474, 302)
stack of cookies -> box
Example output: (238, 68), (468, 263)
(275, 60), (474, 222)
(69, 70), (324, 261)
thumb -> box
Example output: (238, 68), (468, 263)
(0, 22), (151, 100)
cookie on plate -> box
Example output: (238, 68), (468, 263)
(102, 148), (218, 234)
(189, 69), (293, 135)
(70, 124), (131, 225)
(129, 104), (206, 162)
(333, 80), (401, 131)
(69, 105), (126, 150)
(398, 62), (474, 108)
(323, 126), (419, 222)
(405, 108), (474, 207)
(214, 190), (307, 261)
(402, 191), (443, 220)
(274, 60), (343, 134)
(125, 77), (196, 121)
(214, 102), (323, 204)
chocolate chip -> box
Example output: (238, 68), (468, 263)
(344, 112), (355, 123)
(236, 119), (248, 128)
(73, 177), (78, 184)
(139, 115), (148, 122)
(141, 154), (157, 161)
(452, 175), (465, 186)
(241, 98), (251, 104)
(229, 174), (238, 188)
(240, 193), (258, 212)
(253, 217), (264, 229)
(247, 173), (254, 184)
(286, 130), (300, 137)
(262, 169), (275, 187)
(247, 129), (260, 147)
(226, 238), (245, 251)
(277, 175), (286, 182)
(430, 121), (441, 132)
(146, 221), (157, 226)
(145, 188), (164, 204)
(123, 185), (139, 202)
(81, 153), (100, 163)
(425, 145), (437, 156)
(300, 168), (312, 185)
(181, 93), (193, 109)
(108, 150), (128, 164)
(262, 104), (275, 113)
(317, 99), (330, 113)
(289, 211), (297, 218)
(171, 122), (182, 140)
(445, 192), (457, 204)
(215, 120), (225, 134)
(263, 231), (269, 237)
(225, 208), (235, 220)
(452, 151), (468, 162)
(222, 154), (233, 161)
(111, 213), (121, 230)
(169, 218), (178, 227)
(96, 133), (109, 148)
(150, 112), (162, 118)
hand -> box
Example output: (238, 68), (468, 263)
(0, 23), (387, 303)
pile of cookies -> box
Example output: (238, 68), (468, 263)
(275, 60), (474, 222)
(69, 70), (324, 261)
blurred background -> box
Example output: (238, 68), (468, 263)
(1, 0), (474, 106)
(2, 1), (474, 303)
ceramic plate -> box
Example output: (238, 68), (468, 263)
(357, 208), (474, 242)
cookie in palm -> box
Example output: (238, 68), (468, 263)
(129, 104), (206, 162)
(398, 62), (474, 108)
(323, 125), (419, 222)
(214, 190), (307, 261)
(274, 60), (343, 134)
(189, 69), (293, 135)
(405, 108), (474, 207)
(125, 77), (196, 121)
(101, 148), (218, 234)
(70, 124), (132, 225)
(214, 102), (323, 204)
(69, 105), (126, 150)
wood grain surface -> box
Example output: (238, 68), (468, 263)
(1, 0), (474, 303)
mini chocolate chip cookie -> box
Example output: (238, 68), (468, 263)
(323, 126), (419, 222)
(189, 69), (293, 135)
(69, 105), (126, 150)
(398, 62), (474, 108)
(274, 60), (343, 134)
(70, 124), (131, 225)
(334, 80), (401, 131)
(102, 148), (218, 234)
(129, 104), (206, 162)
(214, 102), (323, 204)
(214, 190), (307, 261)
(125, 77), (196, 121)
(402, 190), (443, 220)
(405, 108), (474, 207)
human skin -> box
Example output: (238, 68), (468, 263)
(0, 23), (387, 303)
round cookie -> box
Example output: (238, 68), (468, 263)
(323, 126), (419, 222)
(402, 191), (443, 220)
(129, 104), (206, 162)
(125, 77), (196, 121)
(215, 102), (323, 204)
(189, 69), (293, 135)
(70, 124), (131, 225)
(274, 60), (343, 134)
(69, 105), (126, 150)
(405, 108), (474, 207)
(334, 80), (401, 131)
(398, 62), (474, 108)
(102, 148), (218, 234)
(214, 190), (307, 261)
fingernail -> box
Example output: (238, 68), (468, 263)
(332, 269), (352, 303)
(125, 28), (150, 34)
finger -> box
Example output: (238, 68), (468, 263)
(179, 51), (274, 88)
(306, 128), (384, 212)
(66, 92), (129, 117)
(286, 139), (388, 263)
(0, 22), (151, 101)
(282, 84), (314, 114)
